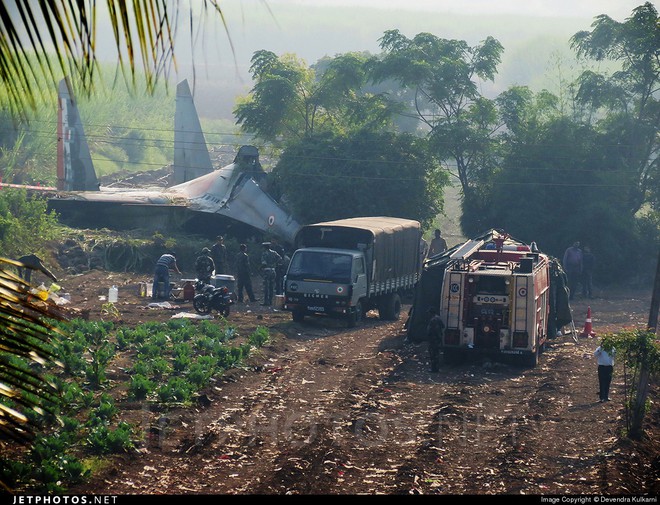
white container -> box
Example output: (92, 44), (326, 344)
(108, 285), (119, 303)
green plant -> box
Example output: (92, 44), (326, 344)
(157, 377), (194, 403)
(129, 374), (155, 400)
(87, 422), (134, 454)
(601, 328), (660, 439)
(249, 326), (270, 347)
(95, 394), (118, 421)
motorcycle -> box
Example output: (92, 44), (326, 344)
(193, 280), (233, 317)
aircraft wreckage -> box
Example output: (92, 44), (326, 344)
(48, 78), (301, 244)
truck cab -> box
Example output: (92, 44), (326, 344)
(284, 247), (367, 326)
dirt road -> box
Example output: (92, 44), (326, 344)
(62, 270), (658, 496)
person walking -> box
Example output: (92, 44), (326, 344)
(582, 245), (595, 299)
(594, 342), (615, 402)
(194, 247), (215, 285)
(426, 307), (445, 373)
(562, 241), (583, 301)
(260, 242), (282, 306)
(428, 229), (447, 257)
(211, 236), (227, 275)
(152, 252), (181, 300)
(235, 243), (257, 303)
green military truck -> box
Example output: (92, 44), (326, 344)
(283, 217), (421, 327)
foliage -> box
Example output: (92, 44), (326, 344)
(372, 29), (504, 206)
(249, 326), (271, 348)
(235, 50), (401, 145)
(0, 1), (227, 117)
(272, 130), (447, 228)
(570, 2), (659, 215)
(0, 189), (61, 260)
(467, 96), (659, 283)
(600, 328), (660, 438)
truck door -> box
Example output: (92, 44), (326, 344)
(352, 256), (367, 302)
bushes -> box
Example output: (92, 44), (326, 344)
(0, 188), (60, 260)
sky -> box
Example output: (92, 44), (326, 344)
(274, 0), (649, 19)
(91, 0), (655, 118)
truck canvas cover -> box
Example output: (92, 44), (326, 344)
(295, 217), (421, 283)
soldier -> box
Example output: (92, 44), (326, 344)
(235, 243), (257, 303)
(260, 242), (282, 306)
(427, 307), (445, 372)
(195, 247), (215, 285)
(270, 237), (287, 295)
(211, 236), (227, 275)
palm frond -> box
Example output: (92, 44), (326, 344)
(0, 1), (226, 118)
(0, 258), (70, 447)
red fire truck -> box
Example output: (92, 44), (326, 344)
(407, 229), (572, 367)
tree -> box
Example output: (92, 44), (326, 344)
(271, 130), (447, 227)
(234, 50), (402, 145)
(570, 2), (660, 215)
(371, 30), (504, 213)
(469, 85), (658, 283)
(0, 0), (227, 117)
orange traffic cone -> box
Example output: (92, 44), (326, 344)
(580, 306), (596, 338)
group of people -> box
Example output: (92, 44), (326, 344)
(152, 235), (290, 307)
(562, 241), (596, 300)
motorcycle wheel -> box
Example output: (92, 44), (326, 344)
(193, 295), (211, 315)
(222, 304), (231, 318)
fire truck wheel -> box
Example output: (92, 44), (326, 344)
(292, 310), (305, 323)
(526, 348), (539, 367)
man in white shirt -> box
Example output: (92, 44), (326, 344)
(594, 343), (615, 402)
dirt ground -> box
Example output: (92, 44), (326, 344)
(35, 268), (660, 495)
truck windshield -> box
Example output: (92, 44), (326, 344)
(287, 251), (353, 283)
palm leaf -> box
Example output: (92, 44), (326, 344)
(0, 257), (69, 447)
(0, 0), (231, 118)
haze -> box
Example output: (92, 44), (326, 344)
(96, 0), (650, 119)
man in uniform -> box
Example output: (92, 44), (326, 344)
(195, 247), (215, 285)
(260, 242), (282, 306)
(235, 243), (257, 303)
(211, 236), (227, 275)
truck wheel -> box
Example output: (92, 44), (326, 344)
(292, 310), (305, 323)
(347, 301), (363, 328)
(380, 293), (401, 321)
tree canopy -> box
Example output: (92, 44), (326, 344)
(271, 130), (447, 228)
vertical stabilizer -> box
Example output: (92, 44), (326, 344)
(57, 78), (99, 191)
(173, 79), (214, 184)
